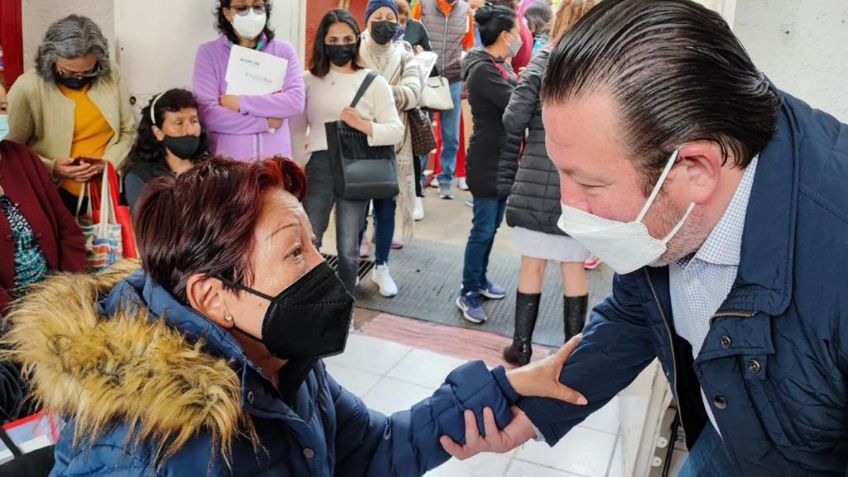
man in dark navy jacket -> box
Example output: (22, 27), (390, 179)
(442, 0), (848, 475)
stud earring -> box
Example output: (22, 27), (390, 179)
(224, 311), (234, 323)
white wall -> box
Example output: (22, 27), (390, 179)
(733, 0), (848, 122)
(22, 0), (116, 68)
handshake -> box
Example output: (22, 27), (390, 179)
(439, 335), (586, 460)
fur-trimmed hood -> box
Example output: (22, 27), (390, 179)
(0, 262), (251, 464)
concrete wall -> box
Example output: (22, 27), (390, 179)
(733, 0), (848, 122)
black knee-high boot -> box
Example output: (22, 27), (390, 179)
(564, 295), (589, 342)
(503, 292), (541, 366)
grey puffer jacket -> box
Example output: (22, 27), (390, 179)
(502, 49), (564, 236)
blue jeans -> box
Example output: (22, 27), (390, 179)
(678, 424), (740, 477)
(436, 81), (464, 187)
(360, 198), (396, 266)
(303, 151), (369, 291)
(461, 197), (507, 296)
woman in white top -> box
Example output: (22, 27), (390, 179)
(291, 9), (403, 292)
(357, 0), (422, 297)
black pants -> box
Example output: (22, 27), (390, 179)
(414, 149), (424, 197)
(58, 188), (87, 216)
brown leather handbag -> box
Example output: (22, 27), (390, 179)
(408, 107), (437, 157)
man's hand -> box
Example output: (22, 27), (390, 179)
(268, 118), (284, 130)
(220, 94), (240, 112)
(439, 406), (535, 460)
(53, 159), (97, 182)
(506, 334), (588, 405)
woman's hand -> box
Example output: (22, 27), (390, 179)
(439, 406), (536, 460)
(506, 334), (588, 405)
(341, 107), (373, 136)
(220, 94), (241, 112)
(53, 158), (98, 182)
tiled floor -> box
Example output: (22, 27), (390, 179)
(326, 333), (625, 477)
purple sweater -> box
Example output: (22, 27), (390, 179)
(193, 35), (305, 161)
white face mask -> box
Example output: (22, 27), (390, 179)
(508, 32), (523, 58)
(231, 9), (267, 41)
(0, 115), (8, 141)
(557, 149), (695, 275)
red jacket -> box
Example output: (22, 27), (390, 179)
(0, 140), (86, 313)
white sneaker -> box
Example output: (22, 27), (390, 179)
(429, 177), (440, 188)
(458, 177), (469, 191)
(371, 264), (399, 297)
(414, 197), (425, 221)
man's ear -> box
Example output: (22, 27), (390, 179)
(186, 274), (234, 329)
(675, 141), (724, 205)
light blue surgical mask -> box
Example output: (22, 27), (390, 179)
(0, 115), (9, 141)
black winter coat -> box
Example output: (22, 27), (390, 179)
(503, 49), (565, 236)
(461, 49), (522, 198)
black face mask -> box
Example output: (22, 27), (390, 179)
(326, 44), (358, 67)
(55, 74), (96, 90)
(222, 261), (354, 360)
(370, 21), (399, 45)
(161, 134), (200, 160)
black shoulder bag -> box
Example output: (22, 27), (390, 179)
(325, 71), (399, 200)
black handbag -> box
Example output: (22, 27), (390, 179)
(325, 71), (399, 201)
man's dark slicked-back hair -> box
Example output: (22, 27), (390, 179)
(542, 0), (781, 191)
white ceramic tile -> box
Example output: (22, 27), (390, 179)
(579, 397), (621, 435)
(324, 361), (382, 397)
(515, 426), (617, 477)
(506, 460), (582, 477)
(361, 376), (434, 415)
(424, 453), (512, 477)
(387, 348), (469, 389)
(606, 436), (625, 477)
(325, 333), (412, 375)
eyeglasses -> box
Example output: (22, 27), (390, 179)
(55, 63), (100, 79)
(229, 4), (266, 16)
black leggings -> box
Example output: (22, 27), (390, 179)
(414, 151), (424, 197)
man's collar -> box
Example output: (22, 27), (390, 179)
(722, 92), (799, 315)
(691, 156), (759, 268)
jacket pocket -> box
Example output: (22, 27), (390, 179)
(745, 371), (838, 454)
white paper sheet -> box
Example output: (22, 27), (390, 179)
(412, 51), (438, 77)
(225, 45), (288, 96)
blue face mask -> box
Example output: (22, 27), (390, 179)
(0, 115), (9, 141)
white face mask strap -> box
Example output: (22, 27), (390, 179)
(636, 148), (681, 223)
(662, 202), (696, 243)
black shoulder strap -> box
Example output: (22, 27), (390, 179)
(350, 71), (380, 108)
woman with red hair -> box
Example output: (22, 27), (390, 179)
(3, 156), (585, 475)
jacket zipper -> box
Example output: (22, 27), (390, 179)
(442, 14), (449, 78)
(710, 311), (756, 321)
(644, 268), (691, 439)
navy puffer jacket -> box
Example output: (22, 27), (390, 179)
(6, 266), (519, 476)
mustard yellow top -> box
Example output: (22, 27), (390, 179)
(5, 63), (136, 193)
(57, 84), (114, 196)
